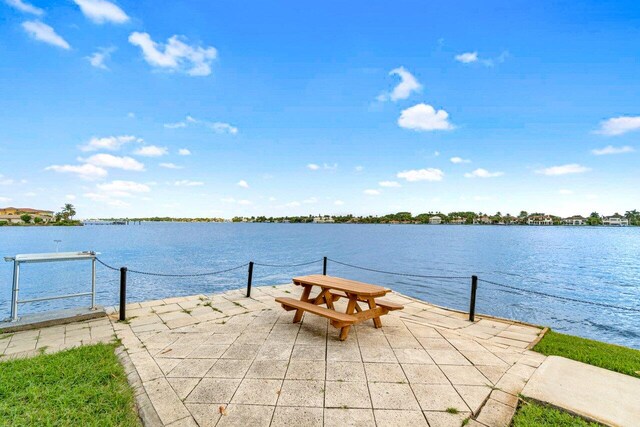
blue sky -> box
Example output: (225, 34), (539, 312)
(1, 0), (639, 218)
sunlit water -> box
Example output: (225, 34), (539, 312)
(1, 223), (639, 348)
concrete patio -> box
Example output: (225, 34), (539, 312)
(1, 283), (548, 426)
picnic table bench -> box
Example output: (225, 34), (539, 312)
(275, 274), (403, 340)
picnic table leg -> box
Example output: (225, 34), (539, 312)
(293, 284), (312, 323)
(367, 297), (383, 328)
(339, 296), (358, 341)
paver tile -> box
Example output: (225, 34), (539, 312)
(411, 384), (469, 412)
(246, 359), (288, 379)
(402, 364), (449, 384)
(184, 403), (222, 427)
(168, 358), (216, 378)
(369, 382), (420, 410)
(231, 379), (282, 405)
(475, 398), (515, 427)
(271, 406), (323, 426)
(364, 362), (407, 383)
(325, 381), (371, 408)
(216, 404), (275, 427)
(185, 378), (241, 403)
(206, 358), (251, 378)
(277, 380), (325, 407)
(324, 408), (375, 427)
(286, 359), (326, 380)
(374, 409), (428, 426)
(440, 365), (492, 386)
(423, 410), (471, 427)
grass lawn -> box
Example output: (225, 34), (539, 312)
(512, 400), (600, 426)
(534, 330), (640, 378)
(0, 342), (139, 426)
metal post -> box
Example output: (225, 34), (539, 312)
(246, 262), (254, 297)
(10, 261), (20, 321)
(119, 267), (127, 321)
(91, 257), (96, 309)
(469, 275), (478, 322)
(323, 257), (327, 275)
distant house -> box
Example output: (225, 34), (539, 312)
(429, 216), (442, 225)
(603, 214), (629, 226)
(473, 215), (491, 225)
(563, 215), (587, 225)
(449, 216), (465, 225)
(0, 207), (54, 223)
(527, 215), (553, 225)
(313, 216), (335, 223)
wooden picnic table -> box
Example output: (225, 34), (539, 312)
(275, 274), (403, 340)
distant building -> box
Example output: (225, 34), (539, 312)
(449, 216), (465, 225)
(429, 216), (442, 225)
(563, 215), (587, 225)
(603, 214), (629, 226)
(527, 215), (553, 225)
(473, 215), (491, 225)
(313, 216), (335, 223)
(0, 207), (54, 223)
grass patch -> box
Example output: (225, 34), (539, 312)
(0, 342), (139, 426)
(512, 400), (600, 426)
(534, 330), (640, 378)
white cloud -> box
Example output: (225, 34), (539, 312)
(80, 135), (138, 152)
(96, 180), (150, 197)
(87, 46), (115, 70)
(536, 164), (591, 176)
(364, 189), (381, 195)
(334, 200), (344, 206)
(127, 112), (135, 118)
(0, 174), (14, 185)
(398, 103), (453, 131)
(450, 156), (471, 164)
(6, 0), (43, 15)
(220, 197), (235, 203)
(591, 145), (635, 155)
(164, 121), (187, 129)
(268, 197), (276, 202)
(464, 168), (504, 178)
(178, 148), (191, 156)
(379, 181), (401, 188)
(159, 162), (183, 169)
(174, 180), (204, 187)
(397, 168), (444, 182)
(596, 116), (640, 136)
(133, 145), (168, 157)
(307, 163), (320, 170)
(237, 200), (252, 206)
(46, 163), (107, 180)
(73, 0), (129, 24)
(286, 201), (301, 207)
(303, 197), (318, 204)
(237, 180), (249, 188)
(22, 21), (70, 49)
(83, 154), (144, 171)
(210, 122), (238, 134)
(354, 166), (364, 172)
(128, 32), (217, 76)
(65, 194), (77, 200)
(377, 66), (422, 102)
(454, 52), (478, 63)
(0, 196), (12, 202)
(323, 163), (337, 170)
(559, 189), (573, 195)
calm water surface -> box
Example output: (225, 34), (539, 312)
(1, 223), (639, 348)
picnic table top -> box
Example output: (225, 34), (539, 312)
(292, 274), (390, 298)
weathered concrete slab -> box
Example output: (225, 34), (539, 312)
(522, 355), (640, 427)
(0, 306), (106, 333)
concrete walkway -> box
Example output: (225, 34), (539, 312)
(1, 283), (549, 426)
(522, 356), (640, 427)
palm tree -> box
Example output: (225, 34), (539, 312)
(61, 204), (76, 220)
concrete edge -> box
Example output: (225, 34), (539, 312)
(115, 345), (162, 427)
(527, 327), (549, 350)
(0, 309), (107, 333)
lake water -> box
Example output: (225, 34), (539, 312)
(1, 223), (639, 349)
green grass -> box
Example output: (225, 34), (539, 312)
(512, 400), (600, 426)
(534, 330), (640, 378)
(0, 343), (139, 426)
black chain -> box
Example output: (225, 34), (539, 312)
(253, 259), (322, 268)
(327, 258), (470, 280)
(478, 278), (640, 313)
(96, 257), (249, 277)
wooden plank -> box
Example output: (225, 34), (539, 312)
(339, 296), (359, 341)
(353, 306), (387, 323)
(293, 284), (312, 323)
(374, 299), (404, 311)
(276, 297), (357, 324)
(367, 297), (383, 328)
(293, 275), (389, 297)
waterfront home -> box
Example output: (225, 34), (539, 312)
(603, 214), (629, 226)
(563, 215), (587, 225)
(450, 216), (466, 224)
(473, 215), (491, 225)
(313, 215), (335, 223)
(0, 207), (54, 223)
(527, 215), (553, 225)
(429, 216), (443, 224)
